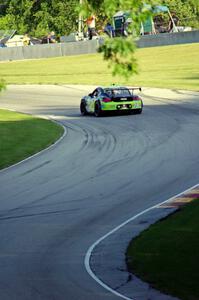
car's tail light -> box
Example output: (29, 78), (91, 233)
(102, 97), (112, 102)
(132, 95), (141, 100)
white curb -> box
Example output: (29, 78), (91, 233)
(85, 182), (199, 300)
(0, 110), (67, 173)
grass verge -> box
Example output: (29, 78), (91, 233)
(0, 109), (64, 170)
(126, 199), (199, 300)
(0, 43), (198, 91)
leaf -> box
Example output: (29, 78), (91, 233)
(99, 37), (138, 79)
(0, 80), (6, 93)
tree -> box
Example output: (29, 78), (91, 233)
(0, 0), (198, 80)
(0, 0), (10, 16)
(33, 0), (79, 37)
(0, 0), (34, 33)
(163, 0), (199, 28)
(0, 0), (79, 37)
(81, 0), (157, 79)
(50, 0), (79, 36)
(81, 0), (199, 79)
(0, 80), (6, 93)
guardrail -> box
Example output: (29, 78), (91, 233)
(0, 39), (99, 62)
(136, 30), (199, 48)
(0, 30), (198, 61)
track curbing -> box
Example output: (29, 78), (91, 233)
(85, 183), (199, 300)
(0, 111), (67, 173)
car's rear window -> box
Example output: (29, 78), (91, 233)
(104, 89), (131, 97)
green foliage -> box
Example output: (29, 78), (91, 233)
(0, 0), (198, 80)
(0, 0), (79, 37)
(0, 0), (198, 36)
(50, 0), (79, 36)
(163, 0), (199, 28)
(0, 80), (6, 93)
(99, 37), (138, 79)
(6, 0), (34, 33)
(83, 0), (199, 79)
(33, 2), (53, 36)
(82, 0), (158, 79)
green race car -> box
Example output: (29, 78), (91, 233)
(80, 86), (143, 117)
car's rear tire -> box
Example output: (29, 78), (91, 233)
(80, 101), (88, 116)
(94, 101), (103, 117)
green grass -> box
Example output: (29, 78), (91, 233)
(0, 109), (64, 169)
(0, 43), (199, 91)
(126, 199), (199, 300)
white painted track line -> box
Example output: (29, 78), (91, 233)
(84, 183), (199, 300)
(0, 114), (67, 174)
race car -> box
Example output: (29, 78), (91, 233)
(80, 86), (143, 117)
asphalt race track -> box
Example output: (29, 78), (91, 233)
(0, 85), (199, 300)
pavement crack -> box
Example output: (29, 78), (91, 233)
(114, 272), (133, 291)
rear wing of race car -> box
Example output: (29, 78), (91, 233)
(105, 87), (142, 96)
(106, 87), (142, 92)
(127, 87), (142, 92)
